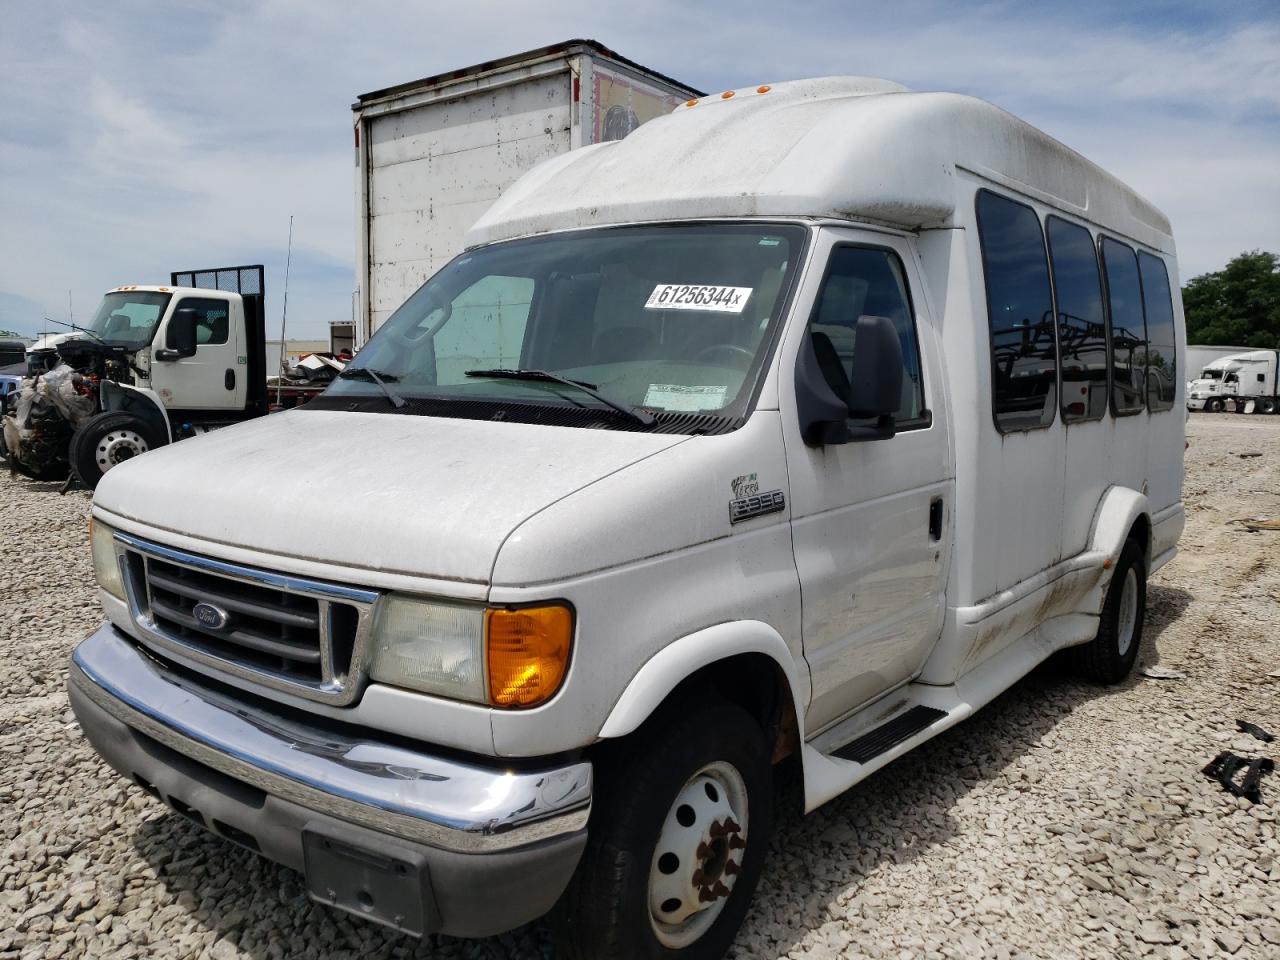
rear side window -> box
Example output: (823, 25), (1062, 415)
(976, 190), (1058, 432)
(807, 245), (926, 426)
(1138, 252), (1177, 411)
(1046, 217), (1108, 422)
(1100, 238), (1147, 415)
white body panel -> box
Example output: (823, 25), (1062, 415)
(148, 290), (246, 411)
(93, 78), (1186, 816)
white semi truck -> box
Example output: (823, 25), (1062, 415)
(1186, 348), (1280, 413)
(351, 40), (702, 345)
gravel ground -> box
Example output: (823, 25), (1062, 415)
(2, 413), (1278, 960)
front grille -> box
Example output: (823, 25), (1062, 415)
(115, 532), (378, 705)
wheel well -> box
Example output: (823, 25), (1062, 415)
(614, 653), (800, 766)
(1128, 514), (1151, 563)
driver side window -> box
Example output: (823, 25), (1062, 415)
(808, 246), (925, 426)
(172, 298), (230, 346)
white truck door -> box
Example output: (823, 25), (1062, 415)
(150, 295), (244, 412)
(782, 231), (952, 733)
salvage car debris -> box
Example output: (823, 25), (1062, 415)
(1237, 719), (1276, 743)
(1202, 752), (1274, 804)
(1140, 665), (1188, 680)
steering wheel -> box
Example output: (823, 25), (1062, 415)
(692, 343), (754, 366)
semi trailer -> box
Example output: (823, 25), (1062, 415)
(352, 39), (702, 345)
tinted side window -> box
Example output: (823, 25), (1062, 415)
(1046, 217), (1108, 422)
(1138, 252), (1177, 411)
(976, 191), (1057, 432)
(1100, 238), (1147, 415)
(175, 298), (230, 346)
(808, 245), (925, 426)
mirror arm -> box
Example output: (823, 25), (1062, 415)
(846, 414), (897, 442)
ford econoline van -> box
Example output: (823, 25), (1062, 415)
(70, 77), (1185, 959)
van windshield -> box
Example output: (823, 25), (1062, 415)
(327, 223), (806, 427)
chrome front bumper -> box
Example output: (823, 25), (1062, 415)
(70, 623), (592, 854)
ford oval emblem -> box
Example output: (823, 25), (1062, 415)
(192, 602), (229, 630)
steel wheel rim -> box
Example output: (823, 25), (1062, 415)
(648, 760), (749, 949)
(1116, 567), (1138, 657)
(95, 429), (148, 473)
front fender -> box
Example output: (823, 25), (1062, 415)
(100, 381), (171, 443)
(597, 620), (810, 740)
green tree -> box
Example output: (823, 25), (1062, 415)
(1182, 251), (1280, 348)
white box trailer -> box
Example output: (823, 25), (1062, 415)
(351, 40), (701, 345)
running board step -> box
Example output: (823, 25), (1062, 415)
(832, 705), (948, 764)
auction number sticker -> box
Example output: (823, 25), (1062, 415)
(645, 284), (753, 313)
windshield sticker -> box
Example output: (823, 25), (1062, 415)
(643, 383), (728, 411)
(644, 284), (753, 313)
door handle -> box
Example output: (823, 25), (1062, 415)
(929, 497), (943, 541)
(225, 369), (235, 391)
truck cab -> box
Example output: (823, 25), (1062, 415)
(1, 266), (268, 485)
(69, 78), (1185, 959)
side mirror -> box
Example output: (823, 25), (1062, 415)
(157, 307), (199, 360)
(796, 314), (902, 446)
(845, 315), (902, 440)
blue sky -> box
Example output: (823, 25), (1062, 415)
(1, 0), (1277, 339)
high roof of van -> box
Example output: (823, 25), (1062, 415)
(466, 77), (1173, 254)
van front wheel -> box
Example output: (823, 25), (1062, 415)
(1072, 538), (1146, 684)
(553, 701), (772, 960)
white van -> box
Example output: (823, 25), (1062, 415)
(70, 77), (1185, 959)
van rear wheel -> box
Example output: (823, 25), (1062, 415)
(1071, 538), (1146, 684)
(553, 701), (772, 960)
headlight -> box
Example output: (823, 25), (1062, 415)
(368, 596), (487, 702)
(89, 518), (126, 601)
(368, 596), (573, 708)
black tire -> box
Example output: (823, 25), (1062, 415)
(1262, 398), (1278, 415)
(69, 412), (163, 489)
(553, 700), (773, 960)
(1071, 538), (1146, 684)
(1205, 397), (1224, 413)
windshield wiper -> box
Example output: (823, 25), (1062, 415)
(41, 316), (108, 345)
(338, 366), (406, 408)
(464, 368), (655, 426)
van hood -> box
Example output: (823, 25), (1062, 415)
(93, 409), (688, 585)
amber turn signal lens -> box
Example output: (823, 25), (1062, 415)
(486, 605), (573, 708)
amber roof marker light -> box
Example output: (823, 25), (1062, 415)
(721, 90), (735, 99)
(757, 85), (772, 94)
